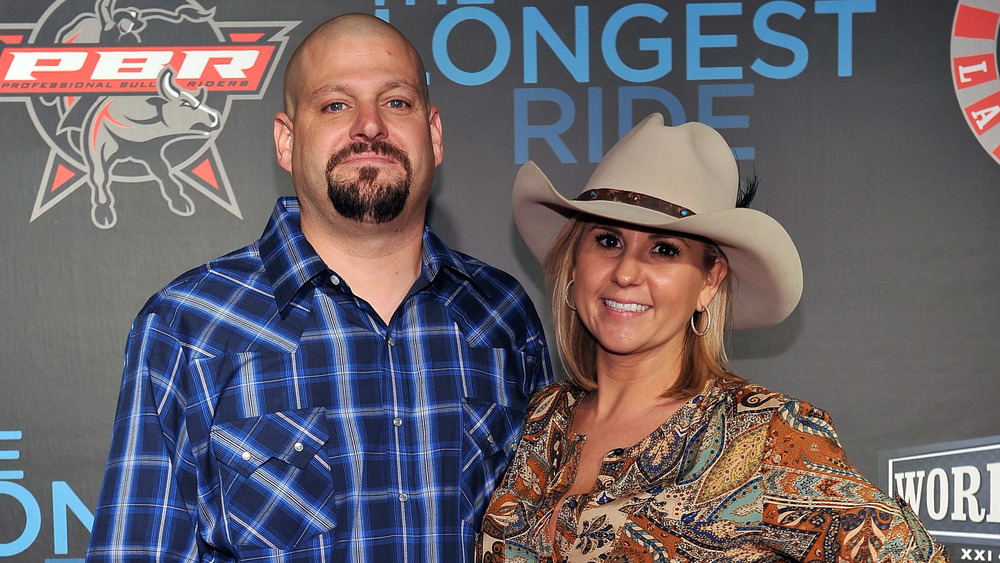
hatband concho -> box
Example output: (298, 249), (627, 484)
(574, 188), (695, 219)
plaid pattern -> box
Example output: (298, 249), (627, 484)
(86, 197), (552, 562)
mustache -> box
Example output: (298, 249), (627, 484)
(327, 141), (411, 172)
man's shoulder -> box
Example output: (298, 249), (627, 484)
(429, 244), (549, 353)
(448, 248), (527, 294)
(438, 248), (538, 320)
(140, 241), (269, 317)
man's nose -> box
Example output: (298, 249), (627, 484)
(351, 103), (388, 142)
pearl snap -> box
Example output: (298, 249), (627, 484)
(293, 442), (304, 452)
(241, 451), (251, 461)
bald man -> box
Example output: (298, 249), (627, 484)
(87, 14), (552, 562)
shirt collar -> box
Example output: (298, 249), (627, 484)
(259, 197), (328, 313)
(418, 222), (482, 291)
(260, 197), (483, 313)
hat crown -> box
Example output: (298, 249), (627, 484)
(584, 114), (738, 214)
(510, 113), (803, 330)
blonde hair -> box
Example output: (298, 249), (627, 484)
(543, 216), (744, 398)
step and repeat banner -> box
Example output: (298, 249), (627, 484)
(1, 0), (998, 560)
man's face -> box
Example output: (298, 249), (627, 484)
(275, 30), (442, 226)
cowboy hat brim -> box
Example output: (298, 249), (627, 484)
(513, 160), (803, 330)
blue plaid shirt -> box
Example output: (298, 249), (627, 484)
(86, 197), (552, 562)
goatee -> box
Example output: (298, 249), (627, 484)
(326, 141), (412, 224)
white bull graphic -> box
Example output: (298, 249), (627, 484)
(80, 67), (220, 228)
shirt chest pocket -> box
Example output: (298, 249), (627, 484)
(210, 407), (337, 550)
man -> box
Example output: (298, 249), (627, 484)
(86, 13), (552, 562)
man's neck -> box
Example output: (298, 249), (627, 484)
(303, 214), (426, 323)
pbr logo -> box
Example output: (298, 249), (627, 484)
(951, 1), (1000, 168)
(0, 0), (296, 228)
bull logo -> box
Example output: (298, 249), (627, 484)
(57, 0), (216, 44)
(82, 68), (220, 227)
(0, 0), (297, 229)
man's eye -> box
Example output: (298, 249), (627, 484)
(326, 102), (345, 112)
(388, 99), (408, 109)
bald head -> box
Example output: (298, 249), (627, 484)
(282, 13), (429, 118)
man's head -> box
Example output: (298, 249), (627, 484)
(273, 13), (442, 228)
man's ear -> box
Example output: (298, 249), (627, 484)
(428, 106), (443, 167)
(273, 112), (293, 173)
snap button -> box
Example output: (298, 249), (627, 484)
(387, 337), (395, 347)
(392, 417), (403, 427)
(398, 493), (409, 502)
(293, 442), (304, 452)
(566, 498), (578, 509)
(241, 451), (251, 461)
(330, 274), (340, 285)
(486, 435), (495, 444)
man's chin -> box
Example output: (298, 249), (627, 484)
(336, 159), (403, 172)
(331, 169), (405, 188)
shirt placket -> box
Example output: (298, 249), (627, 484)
(384, 317), (415, 560)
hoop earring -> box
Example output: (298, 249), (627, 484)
(565, 279), (577, 311)
(690, 306), (710, 336)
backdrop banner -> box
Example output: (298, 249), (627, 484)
(1, 1), (997, 560)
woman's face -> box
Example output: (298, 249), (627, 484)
(571, 222), (725, 363)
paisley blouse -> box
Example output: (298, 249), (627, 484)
(476, 380), (949, 562)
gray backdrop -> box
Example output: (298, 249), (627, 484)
(1, 0), (997, 560)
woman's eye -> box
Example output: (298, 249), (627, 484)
(594, 232), (620, 248)
(653, 241), (681, 256)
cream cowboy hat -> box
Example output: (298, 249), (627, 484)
(512, 113), (802, 330)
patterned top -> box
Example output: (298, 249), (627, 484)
(477, 380), (949, 562)
(86, 197), (553, 563)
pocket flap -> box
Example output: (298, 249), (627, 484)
(211, 407), (329, 478)
(462, 397), (517, 458)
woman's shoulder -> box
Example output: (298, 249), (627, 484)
(528, 380), (586, 406)
(711, 379), (792, 404)
(711, 379), (838, 437)
(526, 380), (580, 416)
(711, 380), (825, 416)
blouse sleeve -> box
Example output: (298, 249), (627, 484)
(759, 397), (950, 563)
(476, 382), (569, 561)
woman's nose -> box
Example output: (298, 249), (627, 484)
(610, 253), (643, 286)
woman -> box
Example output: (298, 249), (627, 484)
(476, 114), (948, 562)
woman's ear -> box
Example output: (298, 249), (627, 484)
(701, 258), (729, 304)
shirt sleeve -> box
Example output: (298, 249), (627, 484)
(86, 311), (202, 562)
(505, 279), (553, 401)
(476, 382), (568, 562)
(524, 320), (554, 398)
(760, 397), (950, 563)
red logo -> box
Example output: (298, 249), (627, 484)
(0, 0), (297, 228)
(951, 2), (1000, 166)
